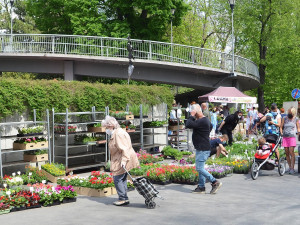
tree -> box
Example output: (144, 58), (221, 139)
(234, 0), (300, 110)
(0, 0), (39, 34)
(25, 0), (189, 40)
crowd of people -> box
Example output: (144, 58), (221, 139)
(101, 101), (299, 205)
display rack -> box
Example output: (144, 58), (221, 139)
(168, 105), (190, 151)
(0, 109), (51, 177)
(139, 103), (168, 150)
(52, 107), (108, 172)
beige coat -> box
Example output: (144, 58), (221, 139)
(109, 128), (139, 176)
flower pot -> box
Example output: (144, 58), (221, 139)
(126, 129), (136, 133)
(150, 180), (171, 185)
(26, 204), (42, 209)
(96, 140), (106, 145)
(62, 198), (77, 204)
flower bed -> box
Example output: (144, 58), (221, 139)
(206, 165), (233, 179)
(57, 172), (115, 197)
(137, 150), (164, 164)
(0, 183), (77, 213)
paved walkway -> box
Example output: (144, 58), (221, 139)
(1, 169), (300, 225)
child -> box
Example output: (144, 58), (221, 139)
(210, 135), (229, 157)
(256, 137), (271, 156)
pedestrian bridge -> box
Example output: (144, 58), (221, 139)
(0, 34), (259, 90)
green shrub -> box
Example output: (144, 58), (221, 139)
(162, 146), (183, 160)
(0, 78), (173, 120)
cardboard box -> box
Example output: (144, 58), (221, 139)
(40, 169), (65, 183)
(126, 115), (134, 120)
(111, 187), (117, 195)
(169, 125), (185, 131)
(24, 154), (48, 162)
(36, 141), (49, 149)
(73, 186), (112, 197)
(87, 127), (106, 133)
(13, 142), (37, 150)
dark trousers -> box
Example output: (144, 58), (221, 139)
(221, 128), (233, 145)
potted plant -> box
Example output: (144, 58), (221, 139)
(13, 138), (38, 150)
(17, 126), (44, 137)
(54, 125), (77, 134)
(110, 111), (134, 120)
(127, 124), (136, 132)
(24, 149), (48, 162)
(41, 163), (66, 183)
(129, 104), (150, 118)
(87, 123), (106, 133)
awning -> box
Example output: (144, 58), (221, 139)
(198, 86), (257, 104)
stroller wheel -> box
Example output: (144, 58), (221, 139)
(278, 157), (286, 176)
(251, 162), (259, 180)
(146, 200), (156, 209)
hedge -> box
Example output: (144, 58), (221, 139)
(0, 78), (174, 120)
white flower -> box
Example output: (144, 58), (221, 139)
(17, 171), (21, 175)
(6, 191), (11, 195)
(42, 180), (46, 184)
(3, 183), (7, 188)
(29, 172), (32, 176)
(12, 173), (16, 177)
(80, 180), (83, 183)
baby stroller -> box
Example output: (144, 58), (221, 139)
(123, 166), (161, 209)
(251, 134), (286, 180)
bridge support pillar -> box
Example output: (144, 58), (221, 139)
(64, 61), (74, 81)
(232, 79), (240, 90)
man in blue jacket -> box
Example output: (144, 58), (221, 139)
(186, 104), (222, 194)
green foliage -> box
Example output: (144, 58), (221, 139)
(162, 146), (182, 160)
(0, 78), (173, 120)
(143, 120), (167, 128)
(26, 0), (188, 40)
(129, 104), (150, 116)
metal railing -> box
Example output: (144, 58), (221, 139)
(0, 34), (259, 80)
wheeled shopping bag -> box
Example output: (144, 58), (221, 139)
(123, 166), (162, 209)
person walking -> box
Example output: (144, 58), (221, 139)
(186, 104), (222, 194)
(246, 107), (253, 137)
(102, 115), (139, 206)
(260, 104), (281, 160)
(280, 107), (300, 174)
(218, 110), (243, 145)
(201, 102), (211, 122)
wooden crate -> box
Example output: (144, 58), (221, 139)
(13, 142), (37, 150)
(87, 127), (106, 133)
(111, 187), (117, 195)
(36, 141), (49, 149)
(40, 169), (65, 183)
(73, 186), (112, 197)
(126, 115), (134, 120)
(24, 154), (48, 162)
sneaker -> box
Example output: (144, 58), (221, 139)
(192, 186), (206, 194)
(210, 181), (222, 194)
(113, 200), (130, 206)
(289, 169), (296, 175)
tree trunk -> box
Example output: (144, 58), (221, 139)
(258, 44), (267, 112)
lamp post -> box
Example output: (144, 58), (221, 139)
(229, 0), (235, 77)
(10, 0), (15, 50)
(170, 8), (175, 61)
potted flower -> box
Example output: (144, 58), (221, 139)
(13, 138), (38, 150)
(87, 122), (106, 133)
(23, 149), (48, 162)
(127, 124), (136, 132)
(41, 163), (66, 183)
(17, 126), (44, 137)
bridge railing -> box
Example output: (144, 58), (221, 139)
(0, 34), (259, 80)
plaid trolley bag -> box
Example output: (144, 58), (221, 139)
(123, 167), (160, 209)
